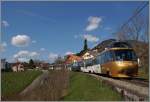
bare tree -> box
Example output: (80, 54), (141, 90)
(130, 14), (145, 41)
(141, 14), (149, 43)
(116, 2), (148, 42)
(117, 13), (147, 42)
(54, 56), (65, 66)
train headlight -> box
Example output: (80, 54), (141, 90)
(117, 61), (124, 67)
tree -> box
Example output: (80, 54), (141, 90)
(76, 39), (89, 56)
(83, 39), (88, 51)
(54, 56), (64, 64)
(28, 59), (35, 69)
(116, 5), (148, 42)
(141, 14), (149, 43)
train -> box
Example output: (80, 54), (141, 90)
(69, 41), (139, 78)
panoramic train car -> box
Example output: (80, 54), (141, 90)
(81, 58), (93, 73)
(71, 61), (83, 71)
(95, 47), (138, 77)
(81, 41), (139, 78)
(80, 58), (101, 74)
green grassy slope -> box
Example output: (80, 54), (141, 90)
(63, 72), (122, 101)
(1, 70), (42, 97)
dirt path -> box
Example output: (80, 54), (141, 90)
(18, 69), (69, 101)
(20, 70), (49, 96)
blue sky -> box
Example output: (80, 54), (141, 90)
(1, 1), (149, 63)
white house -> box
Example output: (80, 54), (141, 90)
(81, 50), (98, 60)
(12, 63), (24, 72)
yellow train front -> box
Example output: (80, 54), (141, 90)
(101, 48), (138, 77)
(95, 42), (139, 78)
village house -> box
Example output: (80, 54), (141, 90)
(65, 54), (82, 70)
(65, 54), (82, 64)
(40, 63), (49, 70)
(80, 49), (98, 60)
(81, 51), (94, 60)
(12, 62), (24, 72)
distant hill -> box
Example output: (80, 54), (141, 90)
(91, 39), (116, 52)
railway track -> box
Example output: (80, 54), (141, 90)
(95, 73), (149, 87)
(119, 78), (149, 87)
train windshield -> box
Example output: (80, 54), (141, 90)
(85, 58), (93, 67)
(114, 50), (137, 61)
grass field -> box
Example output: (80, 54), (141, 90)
(1, 70), (42, 98)
(63, 72), (122, 101)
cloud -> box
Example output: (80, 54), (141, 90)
(13, 50), (39, 61)
(13, 50), (29, 58)
(0, 42), (7, 52)
(48, 53), (58, 63)
(32, 40), (36, 43)
(2, 20), (9, 27)
(40, 48), (46, 51)
(83, 34), (99, 42)
(65, 51), (74, 55)
(86, 16), (102, 31)
(30, 52), (39, 57)
(11, 35), (31, 47)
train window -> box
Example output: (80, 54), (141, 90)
(104, 52), (107, 63)
(78, 61), (84, 67)
(114, 50), (137, 61)
(85, 58), (93, 67)
(101, 54), (103, 64)
(103, 53), (105, 64)
(100, 54), (102, 64)
(101, 53), (105, 64)
(98, 55), (102, 64)
(106, 51), (109, 62)
(107, 52), (109, 62)
(101, 51), (115, 63)
(95, 56), (99, 65)
(107, 51), (110, 62)
(104, 52), (108, 63)
(96, 55), (99, 64)
(93, 58), (97, 65)
(99, 55), (102, 64)
(107, 51), (114, 62)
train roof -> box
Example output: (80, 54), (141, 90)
(96, 47), (134, 57)
(106, 47), (133, 50)
(96, 41), (134, 56)
(107, 41), (132, 48)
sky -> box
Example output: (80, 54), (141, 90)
(1, 1), (149, 63)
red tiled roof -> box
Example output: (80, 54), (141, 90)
(65, 54), (82, 64)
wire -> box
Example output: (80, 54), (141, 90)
(120, 2), (149, 29)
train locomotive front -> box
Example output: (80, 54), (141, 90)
(100, 48), (138, 78)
